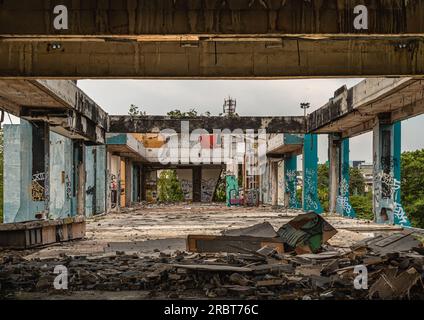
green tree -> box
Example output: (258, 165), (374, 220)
(349, 167), (366, 195)
(157, 170), (184, 203)
(401, 150), (424, 228)
(128, 104), (146, 117)
(213, 172), (226, 202)
(351, 192), (374, 221)
(317, 163), (329, 190)
(317, 164), (329, 211)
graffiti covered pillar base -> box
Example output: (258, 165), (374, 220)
(373, 117), (411, 226)
(302, 134), (323, 214)
(284, 155), (300, 209)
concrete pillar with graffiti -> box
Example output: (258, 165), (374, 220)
(338, 139), (356, 218)
(329, 135), (356, 218)
(284, 155), (301, 209)
(226, 175), (240, 207)
(302, 134), (323, 214)
(373, 117), (411, 226)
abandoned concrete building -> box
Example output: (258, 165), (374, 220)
(0, 0), (424, 300)
(0, 77), (421, 245)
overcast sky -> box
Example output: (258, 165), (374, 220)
(77, 79), (424, 164)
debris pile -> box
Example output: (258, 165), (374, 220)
(0, 213), (423, 300)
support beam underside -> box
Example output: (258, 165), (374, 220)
(0, 38), (423, 78)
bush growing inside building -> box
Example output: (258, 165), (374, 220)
(402, 150), (424, 228)
(157, 170), (184, 203)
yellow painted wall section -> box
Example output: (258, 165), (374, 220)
(132, 133), (166, 148)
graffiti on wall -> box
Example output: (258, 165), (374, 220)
(201, 178), (218, 203)
(285, 169), (298, 208)
(65, 174), (72, 200)
(374, 171), (409, 225)
(304, 168), (320, 211)
(336, 177), (353, 217)
(31, 172), (45, 201)
(180, 179), (193, 201)
(246, 189), (259, 207)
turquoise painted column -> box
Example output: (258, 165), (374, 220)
(284, 155), (300, 209)
(302, 134), (323, 213)
(336, 139), (356, 218)
(95, 145), (107, 214)
(373, 118), (411, 226)
(226, 175), (239, 207)
(393, 122), (411, 226)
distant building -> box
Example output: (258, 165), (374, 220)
(358, 163), (374, 192)
(352, 160), (366, 169)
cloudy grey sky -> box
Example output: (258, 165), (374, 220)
(77, 79), (424, 164)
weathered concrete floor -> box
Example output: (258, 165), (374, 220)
(25, 204), (403, 260)
(1, 204), (418, 301)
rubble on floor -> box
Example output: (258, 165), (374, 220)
(1, 214), (423, 300)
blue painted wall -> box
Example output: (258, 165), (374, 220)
(48, 131), (74, 219)
(3, 121), (44, 223)
(95, 145), (107, 214)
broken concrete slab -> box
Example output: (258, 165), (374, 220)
(222, 222), (278, 238)
(187, 235), (285, 254)
(353, 231), (423, 255)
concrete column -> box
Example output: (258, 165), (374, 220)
(84, 145), (97, 217)
(95, 146), (107, 214)
(140, 165), (146, 201)
(302, 134), (323, 213)
(277, 161), (285, 206)
(328, 134), (340, 213)
(329, 134), (356, 217)
(271, 161), (279, 206)
(49, 131), (73, 219)
(125, 159), (132, 207)
(192, 167), (202, 202)
(373, 116), (411, 226)
(75, 142), (86, 216)
(226, 175), (239, 207)
(284, 154), (300, 209)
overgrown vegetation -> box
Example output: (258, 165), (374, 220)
(213, 172), (226, 202)
(167, 109), (211, 119)
(128, 104), (147, 117)
(157, 170), (184, 203)
(402, 150), (424, 228)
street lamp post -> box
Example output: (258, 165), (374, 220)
(300, 102), (311, 118)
